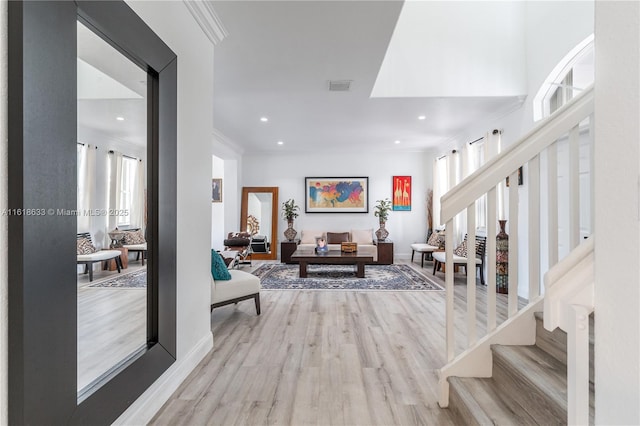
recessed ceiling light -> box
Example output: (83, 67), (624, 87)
(116, 116), (125, 121)
(394, 140), (401, 144)
(260, 117), (269, 122)
(418, 115), (426, 120)
(277, 141), (284, 145)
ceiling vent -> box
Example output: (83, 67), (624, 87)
(328, 80), (352, 92)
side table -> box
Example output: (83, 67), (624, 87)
(105, 247), (128, 271)
(281, 239), (299, 263)
(375, 240), (394, 265)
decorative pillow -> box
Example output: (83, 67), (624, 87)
(454, 238), (483, 257)
(124, 229), (146, 245)
(454, 239), (468, 257)
(351, 229), (373, 245)
(77, 237), (96, 255)
(211, 250), (231, 280)
(427, 231), (442, 246)
(301, 230), (324, 244)
(326, 232), (350, 244)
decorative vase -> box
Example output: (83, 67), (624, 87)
(375, 221), (389, 241)
(284, 219), (297, 241)
(496, 219), (509, 294)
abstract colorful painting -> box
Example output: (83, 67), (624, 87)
(305, 177), (369, 213)
(392, 176), (411, 211)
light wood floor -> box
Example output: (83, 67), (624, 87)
(150, 260), (521, 426)
(77, 262), (147, 392)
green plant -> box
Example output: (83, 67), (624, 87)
(282, 199), (300, 221)
(374, 198), (392, 223)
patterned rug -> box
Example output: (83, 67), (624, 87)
(88, 269), (147, 288)
(251, 264), (444, 291)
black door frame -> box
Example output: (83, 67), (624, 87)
(8, 1), (177, 424)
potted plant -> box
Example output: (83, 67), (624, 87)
(282, 199), (300, 241)
(374, 198), (392, 241)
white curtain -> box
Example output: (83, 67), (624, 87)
(129, 159), (145, 230)
(433, 155), (450, 229)
(465, 134), (488, 230)
(107, 150), (123, 233)
(77, 144), (96, 232)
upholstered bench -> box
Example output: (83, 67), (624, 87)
(121, 229), (147, 266)
(77, 250), (122, 282)
(77, 232), (122, 281)
(410, 243), (438, 267)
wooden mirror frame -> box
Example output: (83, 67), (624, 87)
(240, 187), (279, 261)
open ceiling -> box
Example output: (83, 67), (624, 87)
(212, 1), (526, 154)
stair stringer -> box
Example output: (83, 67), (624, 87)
(438, 296), (544, 408)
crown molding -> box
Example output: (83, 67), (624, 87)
(183, 0), (228, 46)
(213, 128), (245, 158)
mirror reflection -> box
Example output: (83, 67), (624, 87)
(240, 187), (278, 260)
(76, 21), (148, 397)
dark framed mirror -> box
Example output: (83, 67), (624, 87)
(8, 1), (176, 424)
(240, 187), (279, 261)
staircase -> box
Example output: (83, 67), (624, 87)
(448, 313), (594, 425)
(436, 86), (596, 424)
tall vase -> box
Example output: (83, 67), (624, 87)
(375, 221), (389, 241)
(284, 219), (297, 241)
(496, 220), (509, 294)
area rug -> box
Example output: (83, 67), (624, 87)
(251, 264), (444, 291)
(88, 269), (147, 288)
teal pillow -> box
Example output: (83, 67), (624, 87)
(211, 250), (232, 280)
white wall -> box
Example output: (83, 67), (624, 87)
(242, 151), (432, 259)
(212, 133), (243, 245)
(211, 155), (224, 249)
(373, 1), (527, 98)
(114, 1), (215, 423)
(1, 0), (8, 423)
(594, 1), (640, 424)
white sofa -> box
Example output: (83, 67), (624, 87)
(297, 229), (376, 252)
(210, 270), (261, 315)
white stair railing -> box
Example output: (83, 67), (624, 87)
(438, 86), (595, 421)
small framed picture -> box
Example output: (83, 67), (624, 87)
(212, 178), (222, 203)
(392, 176), (411, 211)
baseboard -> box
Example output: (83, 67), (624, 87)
(112, 331), (214, 425)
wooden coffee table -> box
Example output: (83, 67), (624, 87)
(290, 247), (376, 278)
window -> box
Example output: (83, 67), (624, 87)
(534, 35), (594, 121)
(118, 157), (137, 226)
(467, 140), (487, 229)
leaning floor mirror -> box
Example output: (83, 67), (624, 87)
(240, 187), (279, 261)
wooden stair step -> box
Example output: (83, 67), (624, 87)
(492, 344), (567, 423)
(449, 376), (539, 426)
(534, 312), (594, 385)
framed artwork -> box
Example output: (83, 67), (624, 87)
(305, 177), (369, 213)
(392, 176), (411, 211)
(212, 178), (222, 202)
(505, 166), (523, 187)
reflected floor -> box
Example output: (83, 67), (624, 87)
(77, 263), (147, 393)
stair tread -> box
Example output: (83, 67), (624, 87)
(450, 377), (539, 425)
(492, 344), (568, 413)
